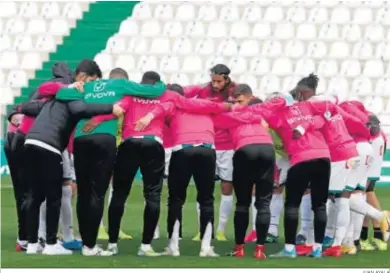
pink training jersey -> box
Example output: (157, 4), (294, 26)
(246, 98), (331, 166)
(212, 110), (273, 150)
(163, 124), (173, 149)
(93, 91), (229, 144)
(338, 101), (371, 143)
(183, 83), (237, 150)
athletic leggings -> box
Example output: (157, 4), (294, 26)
(109, 138), (165, 245)
(284, 158), (330, 245)
(232, 143), (275, 245)
(24, 144), (63, 245)
(4, 132), (28, 242)
(73, 134), (117, 248)
(167, 146), (216, 240)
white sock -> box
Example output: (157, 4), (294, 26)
(342, 211), (355, 246)
(314, 243), (322, 252)
(60, 185), (74, 242)
(352, 193), (366, 241)
(325, 199), (337, 238)
(38, 200), (47, 240)
(201, 222), (212, 250)
(333, 198), (350, 246)
(269, 193), (283, 237)
(285, 244), (295, 252)
(196, 202), (201, 231)
(306, 211), (315, 246)
(108, 183), (113, 205)
(298, 194), (311, 237)
(169, 220), (180, 250)
(251, 196), (257, 230)
(350, 192), (384, 221)
(100, 219), (104, 228)
(217, 194), (233, 232)
(141, 244), (151, 251)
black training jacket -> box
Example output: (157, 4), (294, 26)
(26, 99), (113, 152)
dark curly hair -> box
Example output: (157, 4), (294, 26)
(296, 73), (319, 92)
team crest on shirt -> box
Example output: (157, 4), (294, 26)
(93, 82), (106, 92)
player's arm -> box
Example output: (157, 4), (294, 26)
(115, 79), (166, 98)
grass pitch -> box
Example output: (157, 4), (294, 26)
(1, 176), (390, 268)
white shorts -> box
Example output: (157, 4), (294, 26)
(276, 157), (290, 186)
(62, 150), (75, 181)
(329, 160), (350, 193)
(216, 150), (234, 181)
(346, 142), (373, 191)
(164, 148), (172, 176)
(367, 135), (385, 181)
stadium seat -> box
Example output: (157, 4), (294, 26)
(19, 2), (39, 18)
(140, 20), (161, 37)
(340, 60), (361, 78)
(0, 70), (4, 86)
(13, 35), (33, 52)
(282, 76), (301, 93)
(219, 5), (240, 21)
(197, 5), (217, 21)
(261, 41), (282, 58)
(172, 38), (192, 55)
(137, 56), (158, 72)
(0, 35), (12, 51)
(366, 25), (385, 43)
(207, 22), (227, 38)
(242, 6), (262, 22)
(375, 42), (390, 61)
(0, 2), (17, 18)
(94, 53), (113, 72)
(182, 56), (203, 73)
(169, 73), (190, 86)
(352, 77), (373, 96)
(131, 38), (149, 54)
(35, 36), (56, 52)
(6, 18), (25, 35)
(238, 74), (258, 91)
(176, 3), (196, 21)
(370, 96), (384, 114)
(287, 7), (306, 23)
(115, 55), (135, 71)
(259, 75), (280, 94)
(342, 24), (362, 42)
(0, 51), (19, 69)
(193, 73), (210, 84)
(118, 20), (139, 36)
(20, 52), (41, 70)
(352, 42), (373, 60)
(7, 70), (28, 88)
(307, 41), (327, 59)
(272, 58), (293, 76)
(229, 57), (247, 75)
(294, 59), (316, 76)
(230, 22), (250, 39)
(0, 87), (14, 104)
(308, 7), (328, 23)
(163, 21), (183, 37)
(195, 39), (215, 55)
(317, 60), (338, 77)
(132, 3), (153, 20)
(353, 8), (373, 24)
(319, 24), (339, 40)
(363, 60), (384, 78)
(250, 58), (270, 76)
(329, 41), (349, 59)
(49, 19), (70, 36)
(160, 56), (180, 73)
(106, 36), (127, 54)
(330, 7), (350, 24)
(27, 18), (47, 35)
(263, 7), (284, 22)
(274, 23), (295, 40)
(218, 39), (238, 56)
(41, 2), (61, 19)
(62, 3), (83, 19)
(252, 23), (271, 40)
(296, 23), (317, 40)
(327, 77), (349, 94)
(150, 38), (170, 55)
(184, 21), (204, 37)
(154, 4), (174, 21)
(239, 40), (260, 57)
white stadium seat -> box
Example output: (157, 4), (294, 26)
(169, 73), (189, 86)
(295, 59), (316, 76)
(307, 41), (327, 59)
(263, 7), (284, 22)
(19, 2), (39, 18)
(329, 42), (349, 59)
(239, 40), (260, 57)
(62, 3), (83, 19)
(163, 21), (183, 37)
(41, 2), (61, 19)
(250, 58), (270, 76)
(327, 77), (349, 95)
(0, 87), (14, 104)
(375, 43), (390, 61)
(197, 5), (217, 21)
(160, 56), (180, 73)
(287, 7), (306, 23)
(261, 41), (282, 58)
(154, 4), (174, 20)
(366, 25), (385, 43)
(13, 35), (33, 52)
(318, 24), (339, 40)
(132, 3), (152, 20)
(363, 60), (384, 78)
(272, 58), (293, 76)
(7, 70), (28, 88)
(317, 60), (338, 78)
(106, 36), (127, 54)
(275, 23), (295, 40)
(0, 2), (17, 18)
(330, 7), (350, 24)
(0, 51), (19, 69)
(150, 37), (170, 54)
(49, 19), (69, 36)
(35, 36), (56, 52)
(182, 56), (203, 73)
(27, 18), (47, 35)
(176, 3), (196, 21)
(296, 23), (317, 40)
(352, 42), (373, 60)
(218, 39), (238, 56)
(239, 74), (258, 91)
(140, 20), (161, 37)
(172, 38), (192, 55)
(195, 39), (215, 55)
(342, 25), (362, 42)
(21, 52), (41, 70)
(94, 53), (113, 72)
(229, 57), (247, 75)
(259, 75), (280, 94)
(130, 37), (149, 54)
(353, 8), (373, 24)
(184, 21), (204, 37)
(118, 20), (139, 36)
(282, 76), (301, 92)
(137, 56), (158, 72)
(219, 5), (240, 21)
(207, 22), (227, 38)
(252, 23), (271, 40)
(0, 35), (12, 51)
(285, 40), (305, 59)
(6, 19), (25, 35)
(340, 60), (361, 78)
(308, 8), (328, 24)
(351, 77), (372, 96)
(230, 22), (250, 39)
(193, 73), (210, 84)
(242, 6), (262, 22)
(115, 55), (135, 71)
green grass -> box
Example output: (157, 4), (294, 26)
(1, 176), (390, 268)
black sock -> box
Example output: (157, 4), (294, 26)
(360, 227), (369, 240)
(354, 239), (360, 248)
(373, 228), (382, 240)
